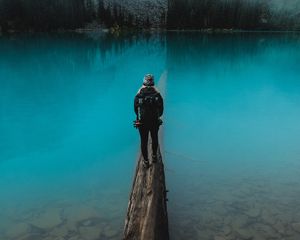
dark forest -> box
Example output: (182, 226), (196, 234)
(168, 0), (300, 30)
(0, 0), (299, 32)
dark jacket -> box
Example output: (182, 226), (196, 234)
(134, 86), (164, 126)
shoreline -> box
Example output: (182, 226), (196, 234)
(1, 27), (300, 36)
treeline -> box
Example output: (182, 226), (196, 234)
(97, 0), (137, 28)
(167, 0), (300, 30)
(0, 0), (299, 32)
(0, 0), (88, 31)
(0, 0), (154, 32)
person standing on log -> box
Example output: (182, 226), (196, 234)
(134, 74), (164, 168)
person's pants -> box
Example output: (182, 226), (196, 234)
(138, 125), (159, 161)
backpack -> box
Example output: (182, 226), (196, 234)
(138, 92), (160, 122)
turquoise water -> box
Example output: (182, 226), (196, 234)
(165, 33), (300, 240)
(1, 32), (300, 240)
(0, 33), (166, 240)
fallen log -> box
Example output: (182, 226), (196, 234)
(123, 145), (169, 240)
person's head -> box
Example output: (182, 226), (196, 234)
(143, 74), (155, 87)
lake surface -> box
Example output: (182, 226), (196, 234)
(0, 32), (300, 240)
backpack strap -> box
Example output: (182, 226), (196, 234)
(138, 86), (159, 95)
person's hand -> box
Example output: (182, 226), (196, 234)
(133, 120), (142, 129)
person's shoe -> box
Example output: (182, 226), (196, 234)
(143, 159), (150, 168)
(152, 154), (157, 163)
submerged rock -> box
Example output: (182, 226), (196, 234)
(49, 224), (72, 238)
(261, 209), (276, 225)
(235, 227), (254, 240)
(221, 225), (232, 236)
(254, 223), (277, 238)
(43, 237), (65, 240)
(5, 223), (30, 239)
(29, 208), (63, 230)
(272, 220), (286, 235)
(231, 215), (249, 230)
(17, 233), (43, 240)
(214, 236), (227, 240)
(63, 205), (101, 233)
(78, 217), (102, 228)
(103, 225), (119, 238)
(292, 222), (300, 233)
(244, 207), (261, 218)
(82, 219), (93, 227)
(63, 205), (99, 223)
(68, 236), (81, 240)
(79, 225), (103, 240)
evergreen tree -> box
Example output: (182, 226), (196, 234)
(0, 0), (300, 31)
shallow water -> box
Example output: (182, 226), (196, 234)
(0, 33), (166, 240)
(1, 32), (300, 240)
(165, 33), (300, 240)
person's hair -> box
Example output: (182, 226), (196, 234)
(143, 74), (155, 86)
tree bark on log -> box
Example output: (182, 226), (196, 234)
(123, 144), (169, 240)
